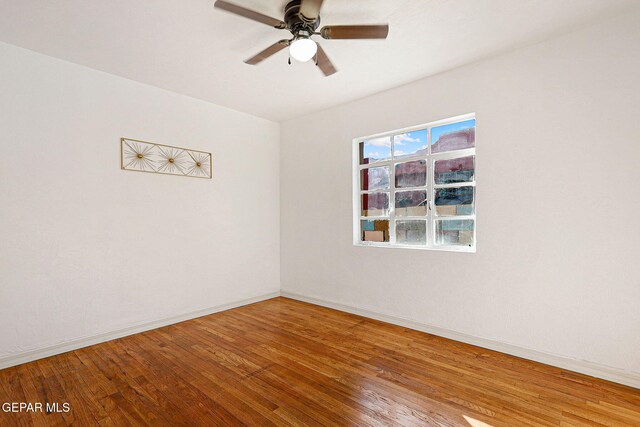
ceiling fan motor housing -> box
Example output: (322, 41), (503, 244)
(285, 0), (320, 37)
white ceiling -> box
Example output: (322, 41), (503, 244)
(0, 0), (636, 121)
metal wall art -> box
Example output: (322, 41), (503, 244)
(121, 138), (212, 179)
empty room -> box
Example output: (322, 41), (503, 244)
(1, 0), (639, 425)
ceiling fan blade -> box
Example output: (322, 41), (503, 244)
(315, 44), (337, 77)
(245, 40), (290, 65)
(300, 0), (324, 21)
(320, 25), (389, 40)
(214, 0), (286, 29)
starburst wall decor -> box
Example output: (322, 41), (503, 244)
(120, 138), (212, 179)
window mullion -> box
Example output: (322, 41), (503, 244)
(389, 138), (396, 245)
(426, 127), (434, 248)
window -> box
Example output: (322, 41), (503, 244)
(353, 114), (476, 252)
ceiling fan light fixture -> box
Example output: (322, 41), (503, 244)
(214, 0), (390, 76)
(289, 37), (317, 62)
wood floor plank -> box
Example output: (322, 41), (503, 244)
(0, 297), (638, 426)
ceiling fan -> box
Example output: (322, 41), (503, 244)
(214, 0), (389, 76)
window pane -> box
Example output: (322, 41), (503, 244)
(361, 220), (389, 242)
(436, 220), (474, 246)
(361, 193), (389, 217)
(393, 129), (427, 159)
(360, 136), (391, 165)
(431, 119), (475, 153)
(361, 166), (389, 191)
(395, 190), (428, 217)
(434, 156), (475, 184)
(395, 160), (426, 188)
(396, 220), (427, 245)
(435, 186), (474, 216)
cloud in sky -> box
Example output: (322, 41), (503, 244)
(366, 136), (391, 147)
(394, 133), (421, 146)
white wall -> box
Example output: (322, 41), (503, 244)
(0, 42), (280, 360)
(281, 11), (640, 379)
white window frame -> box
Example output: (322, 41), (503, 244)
(352, 113), (477, 253)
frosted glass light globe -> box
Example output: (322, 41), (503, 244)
(289, 38), (318, 62)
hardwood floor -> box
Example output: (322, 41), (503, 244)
(1, 297), (639, 426)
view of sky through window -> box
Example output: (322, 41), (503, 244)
(361, 136), (391, 164)
(431, 119), (476, 147)
(393, 129), (427, 158)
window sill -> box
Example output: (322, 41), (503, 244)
(353, 241), (476, 253)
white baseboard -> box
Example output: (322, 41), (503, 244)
(281, 291), (640, 390)
(0, 292), (280, 371)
